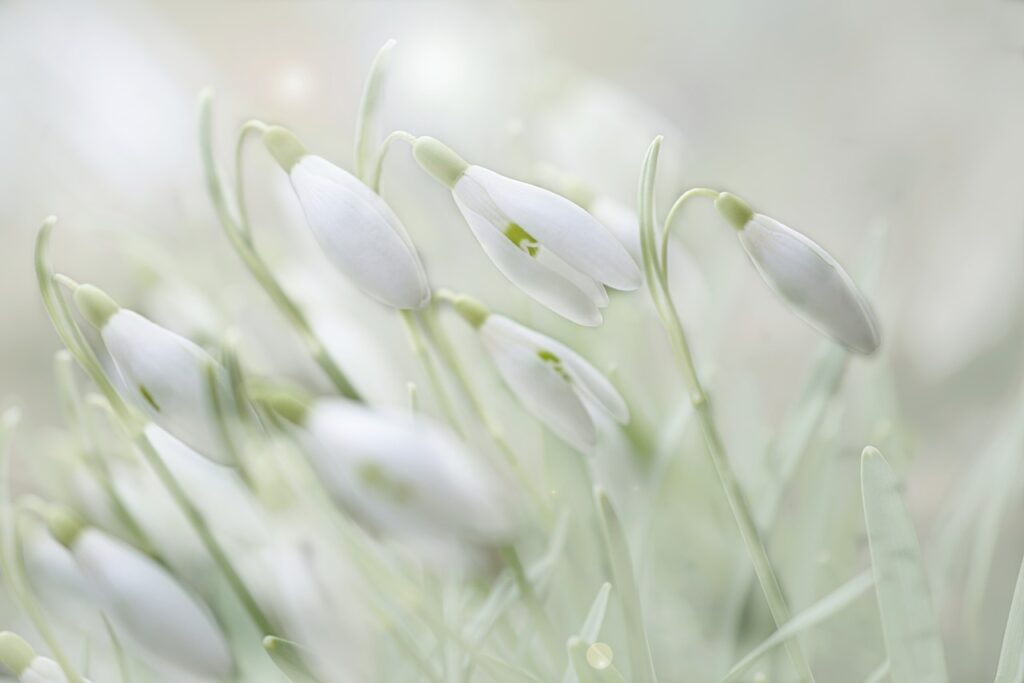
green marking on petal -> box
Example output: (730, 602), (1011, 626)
(139, 385), (161, 412)
(504, 223), (540, 257)
(357, 462), (414, 503)
(538, 349), (571, 381)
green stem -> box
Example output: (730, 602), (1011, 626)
(198, 91), (362, 401)
(354, 39), (397, 181)
(637, 138), (814, 682)
(399, 310), (464, 436)
(369, 130), (417, 193)
(658, 187), (720, 276)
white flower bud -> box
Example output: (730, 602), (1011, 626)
(413, 137), (641, 326)
(0, 632), (93, 683)
(716, 193), (881, 354)
(264, 126), (430, 310)
(73, 284), (232, 463)
(261, 395), (514, 548)
(457, 303), (628, 450)
(47, 515), (234, 680)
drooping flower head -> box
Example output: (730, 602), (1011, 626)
(263, 126), (430, 310)
(413, 137), (641, 326)
(450, 294), (629, 450)
(0, 631), (94, 683)
(257, 392), (515, 551)
(715, 193), (881, 354)
(45, 508), (234, 679)
(73, 284), (232, 463)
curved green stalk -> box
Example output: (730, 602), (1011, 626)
(354, 39), (397, 180)
(637, 138), (814, 682)
(369, 130), (417, 193)
(198, 90), (361, 401)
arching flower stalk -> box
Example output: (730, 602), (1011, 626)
(413, 137), (641, 326)
(44, 507), (235, 680)
(441, 292), (629, 451)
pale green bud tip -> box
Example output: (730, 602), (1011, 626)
(715, 192), (754, 230)
(73, 284), (120, 329)
(46, 505), (86, 547)
(453, 294), (490, 328)
(263, 126), (308, 173)
(413, 137), (468, 188)
(0, 631), (36, 674)
(252, 388), (312, 426)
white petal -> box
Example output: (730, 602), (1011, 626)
(479, 316), (596, 449)
(302, 400), (512, 542)
(483, 315), (628, 424)
(22, 657), (92, 683)
(101, 310), (230, 463)
(739, 215), (881, 354)
(453, 174), (602, 326)
(73, 529), (233, 679)
(535, 248), (610, 308)
(291, 156), (429, 309)
(589, 196), (643, 267)
(468, 166), (641, 291)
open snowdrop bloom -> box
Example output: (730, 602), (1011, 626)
(73, 284), (232, 463)
(412, 137), (641, 326)
(263, 126), (430, 310)
(45, 507), (234, 680)
(449, 294), (629, 450)
(0, 631), (92, 683)
(258, 392), (514, 551)
(715, 193), (881, 354)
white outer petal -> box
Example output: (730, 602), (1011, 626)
(468, 166), (641, 291)
(739, 215), (880, 354)
(302, 400), (511, 542)
(589, 196), (642, 267)
(453, 173), (602, 325)
(483, 315), (628, 424)
(21, 657), (93, 683)
(479, 316), (597, 449)
(101, 310), (229, 463)
(73, 529), (234, 679)
(290, 156), (429, 309)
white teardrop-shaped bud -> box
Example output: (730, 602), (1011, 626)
(46, 511), (234, 680)
(413, 137), (641, 326)
(259, 393), (515, 548)
(451, 296), (629, 450)
(716, 193), (881, 354)
(264, 126), (430, 310)
(0, 632), (93, 683)
(74, 284), (232, 463)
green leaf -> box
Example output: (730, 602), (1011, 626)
(861, 447), (948, 683)
(994, 548), (1024, 682)
(722, 571), (873, 681)
(353, 39), (397, 181)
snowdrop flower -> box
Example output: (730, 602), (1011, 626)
(715, 193), (881, 354)
(263, 126), (430, 310)
(45, 508), (234, 680)
(0, 632), (93, 683)
(413, 137), (641, 326)
(73, 284), (232, 463)
(450, 294), (629, 450)
(258, 393), (514, 549)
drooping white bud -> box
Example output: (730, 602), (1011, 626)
(716, 193), (881, 354)
(413, 137), (641, 326)
(0, 632), (93, 683)
(264, 126), (430, 310)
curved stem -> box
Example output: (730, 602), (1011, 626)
(234, 120), (270, 241)
(369, 129), (417, 193)
(354, 39), (398, 181)
(198, 90), (362, 401)
(637, 138), (814, 682)
(399, 310), (464, 436)
(658, 187), (720, 275)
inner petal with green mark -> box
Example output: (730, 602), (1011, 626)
(504, 223), (540, 257)
(538, 349), (571, 382)
(139, 384), (161, 412)
(357, 461), (414, 502)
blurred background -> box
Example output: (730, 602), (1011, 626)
(2, 0), (1024, 680)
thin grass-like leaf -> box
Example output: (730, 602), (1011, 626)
(994, 548), (1024, 682)
(861, 447), (948, 683)
(563, 583), (613, 683)
(722, 571), (873, 681)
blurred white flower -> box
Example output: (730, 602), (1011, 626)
(413, 137), (641, 326)
(261, 394), (515, 551)
(453, 297), (629, 450)
(74, 284), (232, 463)
(47, 512), (234, 680)
(0, 632), (93, 683)
(263, 126), (430, 310)
(716, 193), (881, 354)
